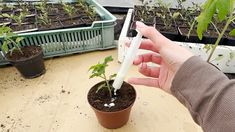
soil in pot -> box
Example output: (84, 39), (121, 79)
(133, 5), (155, 25)
(0, 16), (11, 26)
(88, 80), (136, 129)
(88, 81), (136, 112)
(203, 29), (226, 45)
(155, 24), (179, 41)
(178, 26), (203, 43)
(0, 5), (15, 14)
(6, 46), (46, 78)
(114, 18), (125, 40)
(37, 20), (63, 31)
(60, 18), (86, 28)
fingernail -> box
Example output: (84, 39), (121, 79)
(136, 21), (145, 28)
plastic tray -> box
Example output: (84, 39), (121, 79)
(0, 0), (117, 65)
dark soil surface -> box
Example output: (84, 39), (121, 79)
(179, 27), (197, 36)
(0, 17), (11, 25)
(6, 46), (42, 61)
(178, 27), (203, 43)
(88, 81), (136, 112)
(114, 17), (125, 40)
(60, 18), (85, 28)
(156, 24), (178, 33)
(38, 21), (63, 31)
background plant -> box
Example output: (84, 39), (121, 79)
(85, 5), (97, 21)
(196, 0), (235, 62)
(154, 0), (176, 29)
(76, 0), (97, 21)
(0, 25), (24, 55)
(88, 56), (116, 98)
(36, 0), (50, 25)
(62, 3), (76, 21)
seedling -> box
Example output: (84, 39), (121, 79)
(76, 0), (97, 21)
(0, 25), (24, 56)
(196, 0), (235, 62)
(62, 3), (76, 21)
(36, 0), (50, 25)
(85, 5), (97, 21)
(155, 0), (175, 29)
(4, 13), (26, 26)
(88, 56), (117, 98)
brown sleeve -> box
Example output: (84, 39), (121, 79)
(171, 56), (235, 131)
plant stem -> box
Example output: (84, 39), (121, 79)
(207, 15), (233, 62)
(103, 74), (112, 98)
(8, 38), (23, 55)
(210, 21), (221, 35)
(187, 19), (196, 38)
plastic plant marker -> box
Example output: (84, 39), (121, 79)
(113, 30), (142, 93)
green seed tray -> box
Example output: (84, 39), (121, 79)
(0, 0), (117, 65)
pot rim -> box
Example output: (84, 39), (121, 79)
(6, 45), (43, 63)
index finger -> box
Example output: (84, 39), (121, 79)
(125, 39), (158, 53)
(135, 21), (172, 52)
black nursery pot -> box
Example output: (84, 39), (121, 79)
(155, 24), (179, 41)
(178, 27), (203, 43)
(225, 36), (235, 46)
(161, 31), (179, 41)
(7, 46), (46, 79)
(203, 35), (226, 45)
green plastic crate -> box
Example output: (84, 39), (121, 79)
(0, 0), (116, 65)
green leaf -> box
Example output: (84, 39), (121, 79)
(172, 12), (180, 19)
(109, 73), (117, 80)
(15, 37), (24, 43)
(1, 41), (9, 53)
(216, 0), (230, 21)
(104, 56), (113, 64)
(230, 0), (234, 13)
(1, 13), (10, 18)
(215, 54), (224, 61)
(229, 29), (235, 36)
(197, 0), (217, 40)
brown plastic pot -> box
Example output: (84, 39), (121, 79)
(91, 102), (134, 129)
(88, 81), (136, 129)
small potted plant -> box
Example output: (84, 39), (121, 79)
(0, 25), (45, 78)
(87, 56), (136, 129)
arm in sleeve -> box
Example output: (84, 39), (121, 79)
(171, 56), (235, 132)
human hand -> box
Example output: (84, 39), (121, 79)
(128, 21), (194, 94)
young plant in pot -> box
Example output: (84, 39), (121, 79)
(0, 25), (46, 78)
(87, 56), (136, 129)
(195, 0), (235, 78)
